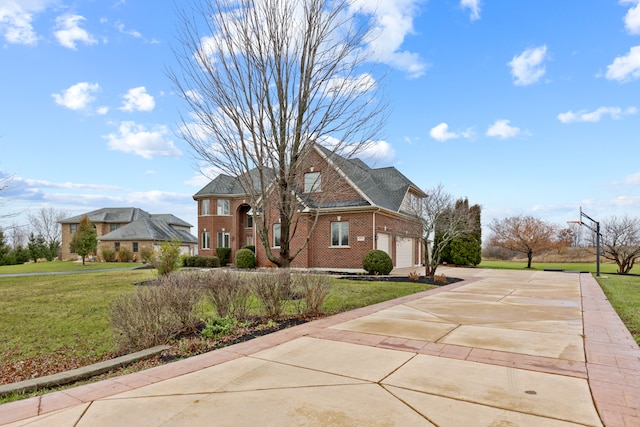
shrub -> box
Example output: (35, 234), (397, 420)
(155, 240), (182, 276)
(241, 245), (255, 253)
(183, 255), (221, 268)
(234, 248), (256, 269)
(109, 272), (204, 351)
(101, 248), (116, 262)
(251, 269), (291, 319)
(201, 316), (238, 340)
(362, 249), (393, 275)
(291, 272), (332, 315)
(139, 246), (154, 263)
(434, 274), (448, 285)
(117, 246), (133, 262)
(216, 247), (232, 266)
(203, 270), (251, 320)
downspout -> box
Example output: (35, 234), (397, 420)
(372, 208), (381, 250)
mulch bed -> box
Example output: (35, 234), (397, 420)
(336, 274), (463, 286)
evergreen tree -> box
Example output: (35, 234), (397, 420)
(69, 215), (97, 265)
(27, 233), (47, 263)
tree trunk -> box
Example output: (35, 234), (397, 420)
(526, 250), (533, 269)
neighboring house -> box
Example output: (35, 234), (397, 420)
(59, 208), (197, 261)
(193, 144), (426, 270)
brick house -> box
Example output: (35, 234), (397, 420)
(193, 145), (425, 271)
(59, 208), (197, 261)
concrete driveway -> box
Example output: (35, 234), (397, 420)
(1, 267), (638, 426)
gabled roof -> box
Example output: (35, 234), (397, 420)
(150, 214), (192, 228)
(314, 144), (425, 213)
(59, 207), (151, 224)
(99, 218), (197, 244)
(193, 144), (425, 214)
(193, 168), (272, 198)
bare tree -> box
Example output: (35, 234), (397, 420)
(488, 215), (557, 268)
(28, 207), (68, 259)
(600, 215), (640, 274)
(170, 0), (386, 267)
(408, 184), (476, 277)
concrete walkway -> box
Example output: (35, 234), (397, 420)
(1, 268), (639, 426)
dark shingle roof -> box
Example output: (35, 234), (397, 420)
(99, 218), (197, 244)
(193, 168), (273, 198)
(315, 145), (424, 212)
(59, 207), (150, 224)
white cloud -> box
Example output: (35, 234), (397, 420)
(0, 0), (54, 45)
(508, 45), (548, 86)
(429, 122), (475, 142)
(358, 140), (396, 165)
(115, 21), (141, 38)
(606, 45), (640, 82)
(460, 0), (481, 21)
(54, 14), (97, 50)
(52, 82), (100, 111)
(622, 172), (640, 185)
(350, 0), (427, 78)
(105, 121), (182, 159)
(120, 86), (155, 112)
(486, 119), (521, 138)
(622, 0), (640, 34)
(557, 106), (637, 123)
(430, 123), (459, 142)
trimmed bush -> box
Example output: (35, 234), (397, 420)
(216, 247), (232, 266)
(183, 255), (221, 268)
(362, 249), (393, 275)
(241, 245), (255, 253)
(234, 248), (256, 269)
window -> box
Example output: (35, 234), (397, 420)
(304, 172), (321, 193)
(201, 231), (210, 249)
(217, 231), (230, 248)
(246, 214), (253, 228)
(273, 224), (281, 248)
(331, 221), (349, 247)
(246, 236), (253, 246)
(115, 242), (120, 252)
(217, 199), (230, 215)
(201, 199), (210, 215)
(70, 224), (78, 234)
(133, 242), (138, 253)
(110, 223), (120, 232)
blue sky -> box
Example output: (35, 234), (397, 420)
(1, 0), (640, 240)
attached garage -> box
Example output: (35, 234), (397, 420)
(395, 237), (414, 268)
(377, 233), (391, 256)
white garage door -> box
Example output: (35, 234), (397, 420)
(395, 237), (414, 268)
(377, 233), (391, 256)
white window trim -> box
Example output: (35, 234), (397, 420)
(217, 199), (230, 216)
(330, 221), (349, 247)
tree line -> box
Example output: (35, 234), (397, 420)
(0, 207), (67, 265)
(486, 214), (640, 274)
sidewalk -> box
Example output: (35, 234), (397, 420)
(1, 268), (639, 426)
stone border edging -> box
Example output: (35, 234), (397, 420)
(0, 345), (170, 397)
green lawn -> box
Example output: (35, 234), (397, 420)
(479, 259), (640, 275)
(0, 267), (434, 367)
(597, 274), (640, 345)
(0, 260), (142, 274)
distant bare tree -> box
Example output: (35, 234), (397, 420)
(488, 215), (557, 268)
(7, 222), (28, 248)
(600, 215), (640, 274)
(29, 207), (68, 259)
(407, 184), (476, 277)
(170, 0), (386, 267)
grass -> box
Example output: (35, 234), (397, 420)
(0, 265), (433, 368)
(596, 274), (640, 345)
(0, 269), (156, 364)
(479, 259), (640, 275)
(0, 260), (142, 274)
